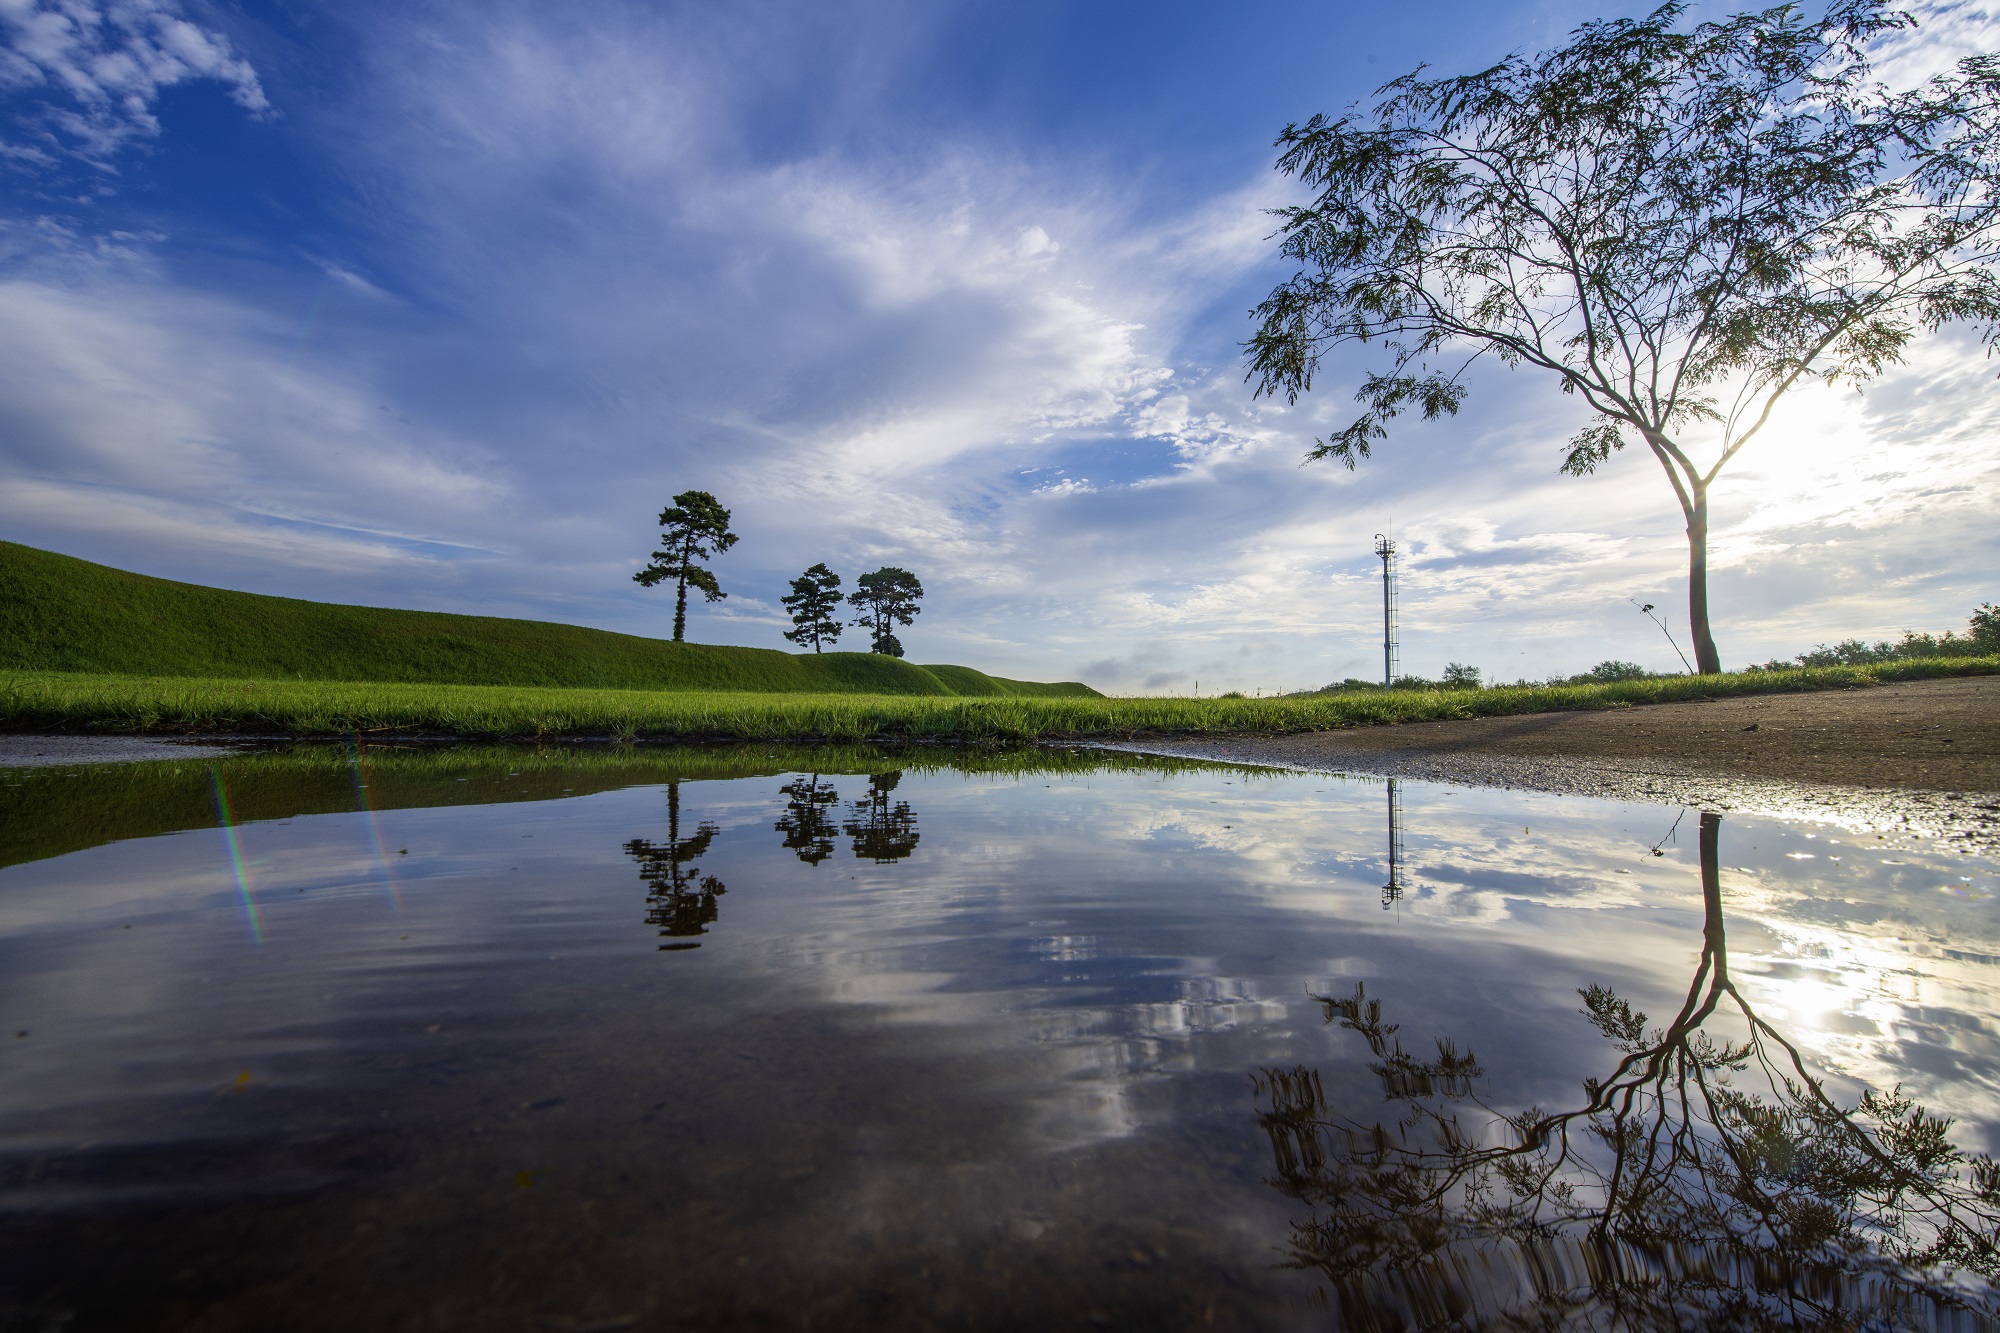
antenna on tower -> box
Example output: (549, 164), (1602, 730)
(1374, 535), (1398, 690)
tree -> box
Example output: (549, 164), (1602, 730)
(1973, 602), (2000, 653)
(1247, 1), (2000, 673)
(849, 566), (923, 657)
(634, 491), (739, 643)
(1440, 661), (1481, 688)
(780, 563), (844, 652)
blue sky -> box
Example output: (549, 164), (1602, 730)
(2, 0), (1995, 691)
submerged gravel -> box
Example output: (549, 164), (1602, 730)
(0, 735), (250, 768)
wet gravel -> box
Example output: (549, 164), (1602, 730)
(1109, 677), (2000, 856)
(0, 735), (250, 768)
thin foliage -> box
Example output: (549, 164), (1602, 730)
(1248, 0), (2000, 672)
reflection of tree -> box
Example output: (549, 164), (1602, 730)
(843, 772), (919, 864)
(1257, 813), (2000, 1329)
(624, 781), (726, 950)
(774, 774), (841, 865)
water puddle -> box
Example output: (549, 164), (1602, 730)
(1, 742), (1995, 1329)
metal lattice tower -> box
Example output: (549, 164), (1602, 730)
(1374, 535), (1398, 689)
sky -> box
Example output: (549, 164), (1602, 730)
(0, 0), (1994, 693)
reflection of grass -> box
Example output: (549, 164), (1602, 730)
(0, 740), (1249, 872)
(1, 657), (1993, 740)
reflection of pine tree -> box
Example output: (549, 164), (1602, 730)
(624, 781), (726, 949)
(774, 774), (841, 865)
(843, 771), (919, 863)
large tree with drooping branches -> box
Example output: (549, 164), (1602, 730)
(1247, 0), (2000, 672)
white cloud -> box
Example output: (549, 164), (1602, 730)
(0, 0), (1993, 691)
(1871, 0), (2000, 88)
(0, 0), (267, 163)
(0, 272), (518, 597)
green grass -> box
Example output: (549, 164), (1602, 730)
(0, 740), (1254, 872)
(0, 540), (1094, 697)
(2, 656), (1991, 742)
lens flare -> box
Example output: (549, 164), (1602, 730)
(210, 767), (264, 941)
(349, 736), (403, 908)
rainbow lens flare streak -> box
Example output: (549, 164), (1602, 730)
(210, 767), (264, 942)
(350, 737), (403, 908)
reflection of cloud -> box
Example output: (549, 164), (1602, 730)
(10, 758), (1999, 1222)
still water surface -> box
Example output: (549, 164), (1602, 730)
(1, 743), (1997, 1330)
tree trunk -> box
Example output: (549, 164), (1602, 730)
(666, 781), (682, 891)
(673, 575), (688, 643)
(1698, 812), (1725, 964)
(1686, 487), (1721, 674)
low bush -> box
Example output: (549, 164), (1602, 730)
(1750, 603), (1998, 672)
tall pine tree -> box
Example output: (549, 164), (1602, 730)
(780, 563), (844, 652)
(633, 491), (738, 642)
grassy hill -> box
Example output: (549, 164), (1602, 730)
(0, 541), (1096, 697)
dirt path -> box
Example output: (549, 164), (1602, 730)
(1185, 675), (1998, 791)
(1112, 677), (1999, 854)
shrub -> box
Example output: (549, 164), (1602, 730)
(1579, 660), (1648, 683)
(1796, 638), (1894, 667)
(1749, 603), (1997, 671)
(1441, 662), (1482, 689)
(1973, 603), (2000, 651)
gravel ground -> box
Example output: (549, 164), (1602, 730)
(1109, 677), (2000, 856)
(0, 735), (249, 768)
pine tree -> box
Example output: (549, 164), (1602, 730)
(780, 563), (844, 652)
(633, 491), (738, 642)
(848, 567), (923, 657)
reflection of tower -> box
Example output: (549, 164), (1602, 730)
(1381, 778), (1406, 910)
(625, 780), (726, 950)
(1374, 535), (1399, 689)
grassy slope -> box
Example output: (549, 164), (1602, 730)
(2, 656), (1992, 740)
(0, 540), (1094, 697)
